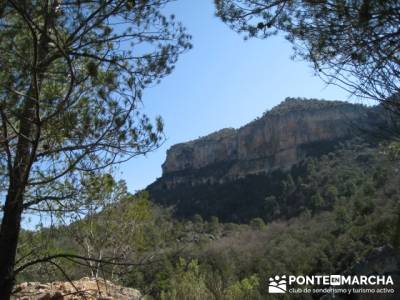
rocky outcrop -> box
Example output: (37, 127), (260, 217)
(157, 98), (369, 188)
(11, 277), (141, 300)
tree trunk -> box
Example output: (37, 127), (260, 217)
(0, 4), (49, 299)
(0, 189), (24, 300)
(0, 87), (38, 299)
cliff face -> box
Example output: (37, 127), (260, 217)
(157, 98), (368, 188)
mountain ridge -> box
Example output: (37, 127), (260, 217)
(160, 98), (368, 180)
(148, 97), (374, 221)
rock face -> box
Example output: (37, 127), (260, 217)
(11, 277), (141, 300)
(158, 98), (368, 188)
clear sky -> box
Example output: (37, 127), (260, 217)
(118, 0), (351, 193)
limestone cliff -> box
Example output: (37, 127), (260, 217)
(156, 98), (369, 188)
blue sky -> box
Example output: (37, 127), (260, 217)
(119, 0), (350, 192)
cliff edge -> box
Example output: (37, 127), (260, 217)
(158, 98), (368, 188)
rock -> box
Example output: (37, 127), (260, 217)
(13, 282), (27, 293)
(38, 292), (53, 300)
(155, 98), (369, 189)
(11, 277), (141, 300)
(36, 284), (50, 290)
(51, 291), (64, 300)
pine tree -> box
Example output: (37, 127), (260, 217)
(0, 1), (191, 298)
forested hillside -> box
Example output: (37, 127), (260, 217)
(17, 137), (400, 299)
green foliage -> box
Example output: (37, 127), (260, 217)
(208, 216), (220, 234)
(225, 275), (262, 300)
(249, 218), (266, 230)
(325, 185), (338, 200)
(264, 195), (280, 219)
(160, 259), (214, 300)
(310, 192), (325, 212)
(334, 206), (351, 231)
